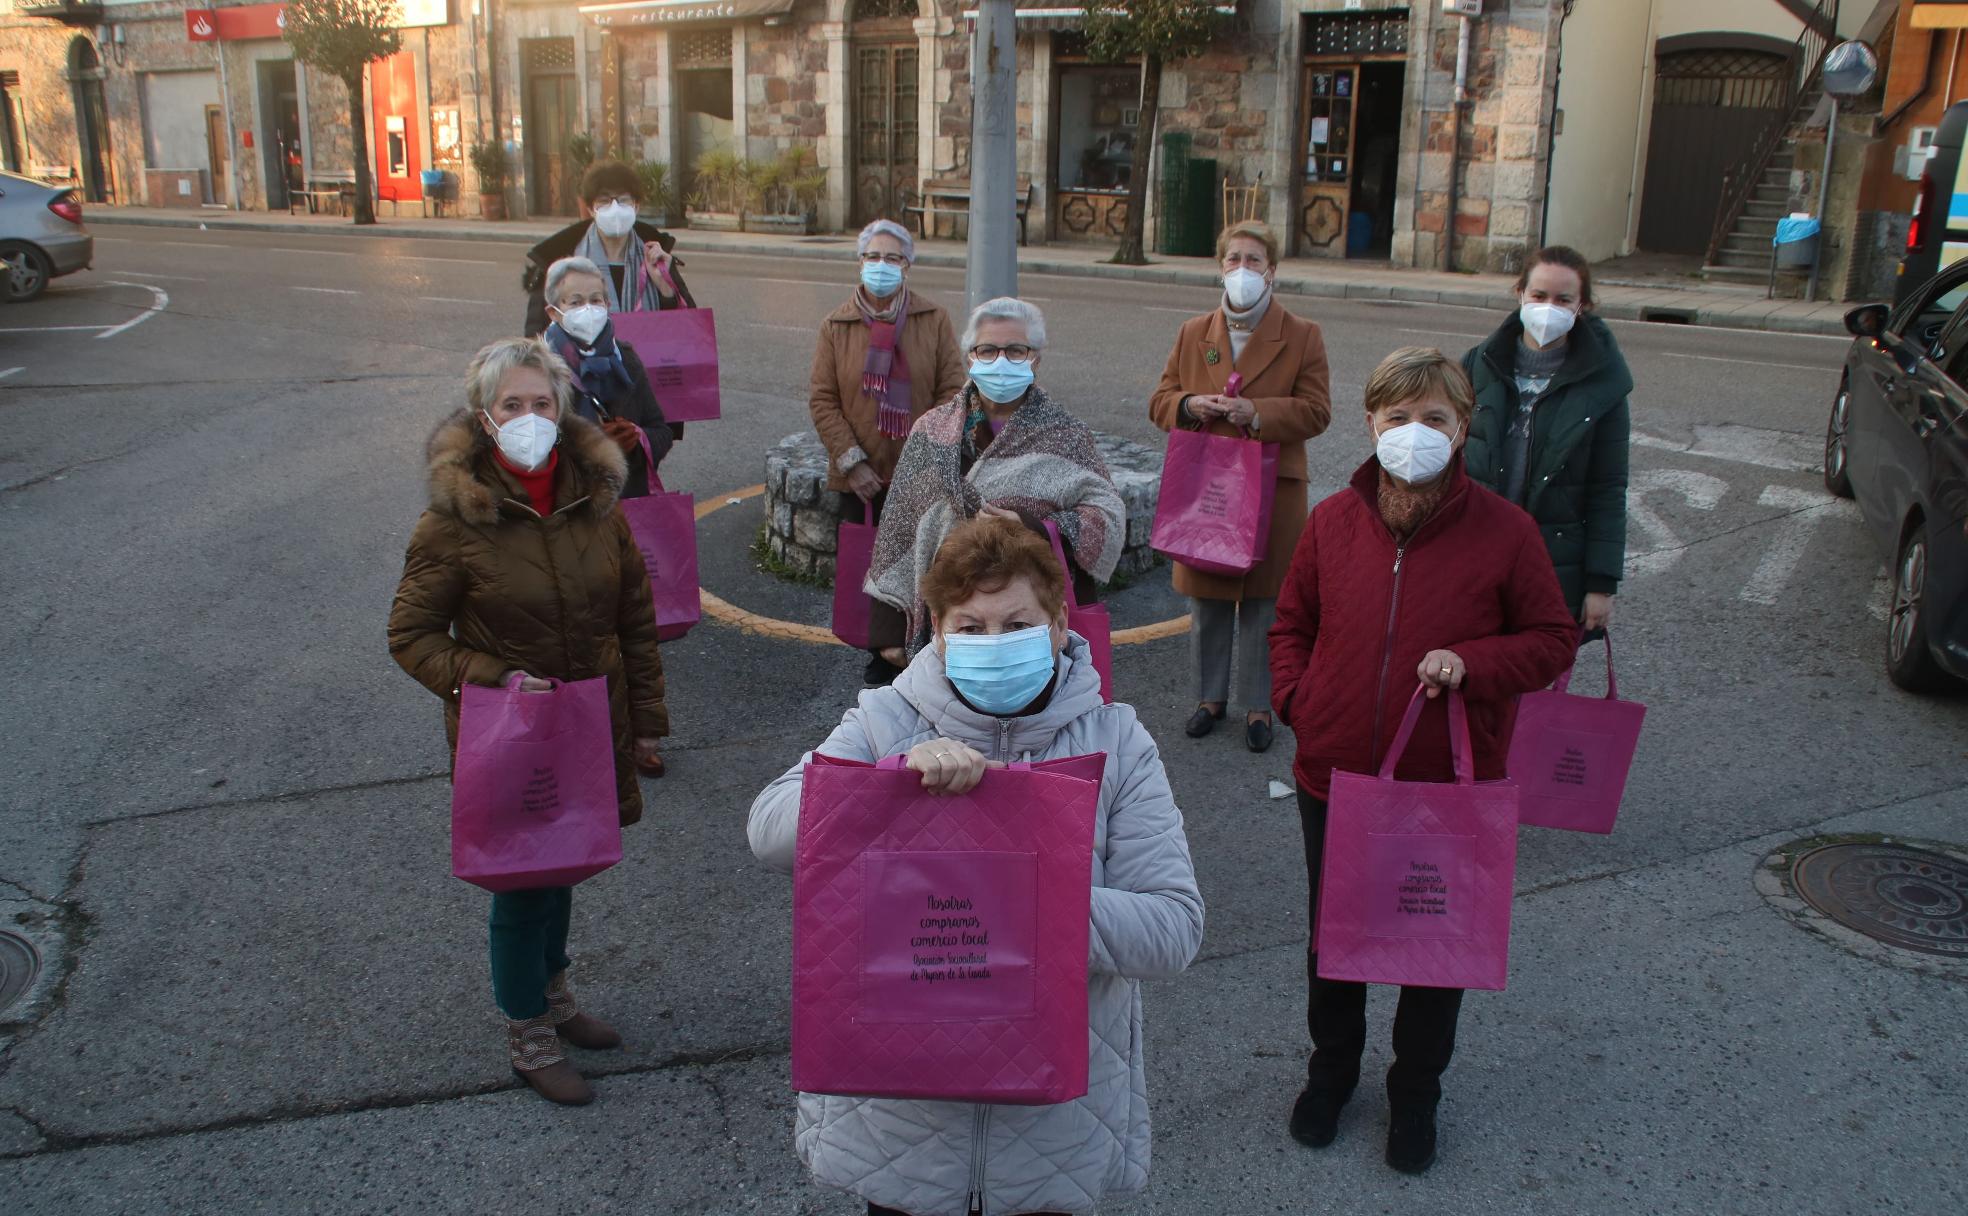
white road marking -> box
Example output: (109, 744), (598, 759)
(746, 322), (814, 333)
(292, 286), (359, 295)
(1145, 306), (1200, 315)
(1398, 327), (1486, 339)
(394, 255), (500, 266)
(110, 270), (206, 282)
(96, 281), (170, 339)
(0, 367), (22, 380)
(1632, 424), (1819, 471)
(1625, 468), (1729, 577)
(0, 324), (112, 333)
(419, 295), (495, 305)
(1739, 485), (1860, 606)
(757, 277), (839, 287)
(266, 246), (354, 257)
(1663, 352), (1821, 370)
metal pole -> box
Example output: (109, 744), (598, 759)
(966, 0), (1018, 314)
(1808, 96), (1837, 302)
(1444, 14), (1473, 272)
(215, 41), (242, 211)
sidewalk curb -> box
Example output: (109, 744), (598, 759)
(87, 211), (1851, 338)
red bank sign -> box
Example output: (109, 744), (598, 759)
(185, 5), (289, 42)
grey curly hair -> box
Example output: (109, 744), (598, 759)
(960, 297), (1047, 353)
(856, 218), (915, 264)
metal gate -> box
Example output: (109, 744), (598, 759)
(1638, 46), (1791, 255)
(853, 43), (919, 226)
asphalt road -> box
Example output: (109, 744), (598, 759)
(0, 227), (1962, 1214)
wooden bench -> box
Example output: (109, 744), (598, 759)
(905, 175), (1033, 245)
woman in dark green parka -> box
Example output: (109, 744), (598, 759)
(1461, 245), (1631, 637)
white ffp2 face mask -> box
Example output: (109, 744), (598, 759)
(592, 200), (637, 238)
(1519, 301), (1576, 347)
(1224, 268), (1270, 311)
(1376, 420), (1459, 485)
(485, 410), (559, 472)
(556, 304), (609, 345)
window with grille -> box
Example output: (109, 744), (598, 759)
(674, 28), (733, 69)
(1305, 11), (1409, 57)
(1654, 49), (1789, 109)
(854, 0), (918, 18)
(523, 38), (576, 73)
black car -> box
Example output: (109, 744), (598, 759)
(1826, 261), (1968, 692)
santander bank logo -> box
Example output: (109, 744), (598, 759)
(191, 16), (214, 37)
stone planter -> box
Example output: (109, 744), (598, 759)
(761, 431), (1165, 588)
(689, 210), (744, 232)
(745, 212), (815, 236)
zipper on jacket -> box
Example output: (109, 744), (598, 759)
(995, 719), (1012, 763)
(967, 1104), (990, 1214)
(1367, 542), (1408, 767)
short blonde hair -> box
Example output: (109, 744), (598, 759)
(1216, 221), (1279, 265)
(465, 336), (576, 419)
(1362, 346), (1475, 424)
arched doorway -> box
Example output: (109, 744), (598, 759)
(67, 36), (112, 204)
(851, 0), (920, 226)
(1637, 35), (1793, 255)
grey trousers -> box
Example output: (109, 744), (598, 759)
(1191, 596), (1276, 711)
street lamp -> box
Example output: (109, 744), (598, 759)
(1810, 41), (1880, 301)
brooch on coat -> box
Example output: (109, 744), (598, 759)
(1205, 347), (1220, 365)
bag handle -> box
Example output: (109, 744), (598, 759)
(1377, 684), (1475, 786)
(1550, 630), (1619, 699)
(633, 430), (666, 495)
(504, 673), (559, 692)
(633, 248), (684, 312)
(1042, 520), (1085, 611)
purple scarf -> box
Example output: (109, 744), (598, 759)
(856, 287), (914, 439)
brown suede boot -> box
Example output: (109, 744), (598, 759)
(546, 970), (623, 1051)
(507, 1013), (593, 1105)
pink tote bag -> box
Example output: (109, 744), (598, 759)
(1317, 687), (1519, 992)
(620, 435), (701, 641)
(1508, 634), (1646, 834)
(610, 304), (721, 422)
(791, 752), (1106, 1105)
(1150, 427), (1279, 577)
(452, 675), (622, 892)
(831, 505), (879, 649)
(1045, 521), (1114, 703)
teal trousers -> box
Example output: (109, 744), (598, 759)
(489, 886), (573, 1019)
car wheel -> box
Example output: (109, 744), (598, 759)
(0, 241), (51, 303)
(1823, 377), (1855, 498)
(1885, 521), (1960, 693)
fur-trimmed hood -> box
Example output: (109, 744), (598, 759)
(423, 408), (627, 526)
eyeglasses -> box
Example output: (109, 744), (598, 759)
(970, 344), (1035, 363)
(859, 252), (909, 267)
(590, 194), (637, 209)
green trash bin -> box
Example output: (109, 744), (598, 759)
(1158, 133), (1217, 257)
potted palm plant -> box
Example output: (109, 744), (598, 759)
(635, 160), (677, 228)
(687, 149), (747, 232)
(744, 147), (826, 236)
(469, 140), (511, 221)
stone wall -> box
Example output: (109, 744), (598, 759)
(761, 431), (1165, 588)
(747, 4), (831, 162)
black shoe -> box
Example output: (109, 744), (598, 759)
(863, 654), (902, 688)
(1246, 715), (1274, 753)
(1385, 1103), (1438, 1174)
(1288, 1079), (1355, 1148)
(1185, 704), (1226, 738)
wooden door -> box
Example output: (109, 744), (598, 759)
(205, 105), (228, 205)
(853, 42), (919, 225)
(1297, 64), (1357, 260)
(367, 50), (422, 204)
(524, 38), (580, 216)
(1637, 46), (1790, 255)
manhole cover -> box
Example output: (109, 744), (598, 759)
(0, 928), (41, 1013)
(1791, 843), (1968, 958)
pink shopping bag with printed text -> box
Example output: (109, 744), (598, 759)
(1045, 521), (1114, 703)
(1317, 687), (1519, 991)
(620, 435), (700, 641)
(831, 504), (879, 649)
(452, 675), (622, 892)
(791, 752), (1105, 1104)
(1508, 633), (1646, 834)
(611, 305), (721, 422)
(1150, 426), (1278, 577)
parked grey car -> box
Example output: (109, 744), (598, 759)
(0, 170), (93, 302)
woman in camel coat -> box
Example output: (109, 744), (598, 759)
(1148, 222), (1332, 752)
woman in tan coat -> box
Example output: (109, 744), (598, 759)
(809, 218), (967, 686)
(389, 337), (668, 1108)
(1149, 222), (1332, 752)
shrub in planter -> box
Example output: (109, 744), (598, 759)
(745, 147), (825, 235)
(688, 148), (748, 231)
(634, 160), (678, 226)
(469, 140), (512, 220)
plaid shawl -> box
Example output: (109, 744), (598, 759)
(865, 384), (1125, 650)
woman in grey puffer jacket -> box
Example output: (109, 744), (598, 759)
(749, 517), (1204, 1216)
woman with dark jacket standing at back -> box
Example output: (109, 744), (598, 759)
(1460, 245), (1631, 638)
(522, 158), (695, 338)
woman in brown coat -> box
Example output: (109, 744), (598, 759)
(809, 218), (967, 686)
(1149, 222), (1333, 752)
(388, 337), (668, 1108)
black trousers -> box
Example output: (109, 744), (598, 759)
(1298, 789), (1465, 1105)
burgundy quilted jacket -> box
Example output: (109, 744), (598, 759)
(1269, 456), (1578, 800)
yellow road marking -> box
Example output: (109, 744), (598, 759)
(691, 485), (1189, 646)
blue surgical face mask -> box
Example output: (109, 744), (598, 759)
(860, 259), (904, 297)
(969, 355), (1035, 405)
(941, 624), (1057, 715)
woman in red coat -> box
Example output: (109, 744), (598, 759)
(1268, 347), (1576, 1175)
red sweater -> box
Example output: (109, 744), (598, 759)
(494, 449), (558, 517)
(1269, 457), (1578, 799)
